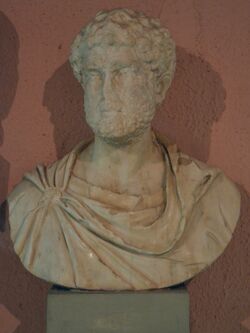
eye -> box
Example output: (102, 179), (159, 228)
(118, 67), (130, 74)
(84, 69), (102, 82)
(113, 66), (139, 77)
(89, 70), (101, 77)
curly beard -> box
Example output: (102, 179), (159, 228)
(85, 105), (155, 145)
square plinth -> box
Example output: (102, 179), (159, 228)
(47, 286), (189, 333)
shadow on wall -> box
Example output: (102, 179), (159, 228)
(0, 11), (19, 207)
(43, 61), (92, 159)
(153, 46), (226, 162)
(0, 13), (49, 333)
(0, 211), (50, 333)
(187, 186), (250, 333)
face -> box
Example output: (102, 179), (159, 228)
(82, 44), (157, 144)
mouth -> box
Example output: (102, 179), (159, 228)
(101, 109), (122, 114)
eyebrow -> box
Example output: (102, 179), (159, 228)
(82, 67), (103, 76)
(111, 63), (131, 70)
(84, 64), (100, 70)
(83, 60), (138, 72)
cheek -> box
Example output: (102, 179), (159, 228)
(122, 78), (155, 106)
(84, 83), (101, 108)
(122, 75), (154, 98)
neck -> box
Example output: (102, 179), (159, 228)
(91, 127), (159, 176)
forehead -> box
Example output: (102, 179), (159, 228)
(84, 44), (140, 69)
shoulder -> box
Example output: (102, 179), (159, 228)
(198, 169), (241, 235)
(178, 151), (240, 213)
(155, 130), (241, 242)
(163, 147), (241, 269)
(173, 151), (241, 260)
(7, 147), (78, 235)
(7, 139), (90, 228)
(8, 177), (43, 218)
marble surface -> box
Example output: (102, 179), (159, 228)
(7, 8), (240, 290)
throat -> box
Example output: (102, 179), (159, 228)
(76, 128), (166, 196)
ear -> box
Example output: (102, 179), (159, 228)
(155, 78), (167, 106)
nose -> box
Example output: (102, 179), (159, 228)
(101, 72), (120, 110)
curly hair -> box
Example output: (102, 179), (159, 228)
(69, 8), (176, 104)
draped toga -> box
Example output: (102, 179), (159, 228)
(7, 134), (241, 290)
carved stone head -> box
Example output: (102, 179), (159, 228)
(70, 8), (176, 144)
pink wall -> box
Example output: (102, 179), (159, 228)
(0, 1), (249, 332)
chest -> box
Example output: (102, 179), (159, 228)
(73, 158), (165, 196)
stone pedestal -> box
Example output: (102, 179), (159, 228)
(47, 285), (189, 333)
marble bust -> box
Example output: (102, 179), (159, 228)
(7, 8), (240, 290)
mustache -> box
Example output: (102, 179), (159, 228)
(97, 98), (122, 113)
(97, 106), (122, 114)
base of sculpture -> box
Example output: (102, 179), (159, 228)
(46, 285), (189, 333)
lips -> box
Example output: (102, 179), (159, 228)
(100, 109), (122, 114)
